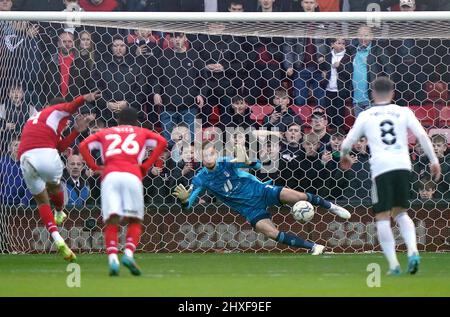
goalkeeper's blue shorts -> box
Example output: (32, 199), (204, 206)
(238, 184), (283, 228)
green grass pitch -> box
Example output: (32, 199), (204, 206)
(0, 252), (449, 296)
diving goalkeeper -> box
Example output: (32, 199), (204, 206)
(173, 142), (351, 254)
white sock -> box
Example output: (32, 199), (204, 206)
(124, 248), (133, 258)
(395, 212), (419, 257)
(108, 253), (119, 265)
(51, 231), (64, 244)
(376, 219), (400, 270)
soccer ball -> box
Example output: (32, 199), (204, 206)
(292, 201), (315, 223)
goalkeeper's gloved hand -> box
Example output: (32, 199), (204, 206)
(230, 144), (251, 165)
(172, 184), (192, 203)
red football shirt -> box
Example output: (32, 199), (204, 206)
(18, 96), (85, 159)
(79, 125), (167, 180)
(79, 0), (117, 11)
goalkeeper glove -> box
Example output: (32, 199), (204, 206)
(230, 144), (251, 165)
(172, 184), (192, 203)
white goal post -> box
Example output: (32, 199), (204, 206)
(1, 11), (450, 38)
(0, 11), (449, 254)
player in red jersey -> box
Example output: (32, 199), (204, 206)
(18, 91), (101, 262)
(79, 107), (167, 276)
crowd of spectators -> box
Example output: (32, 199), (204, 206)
(1, 0), (449, 207)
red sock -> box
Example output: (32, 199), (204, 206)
(49, 190), (64, 212)
(125, 223), (142, 253)
(104, 224), (119, 255)
(38, 204), (58, 234)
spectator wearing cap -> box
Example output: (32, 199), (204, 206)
(154, 32), (207, 147)
(322, 38), (352, 130)
(263, 87), (303, 133)
(309, 108), (330, 151)
(93, 36), (146, 126)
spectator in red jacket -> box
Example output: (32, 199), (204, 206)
(79, 0), (118, 11)
(41, 32), (77, 104)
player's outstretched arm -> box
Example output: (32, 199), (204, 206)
(60, 91), (102, 114)
(406, 108), (441, 181)
(173, 184), (192, 204)
(57, 114), (96, 153)
(229, 144), (261, 169)
(173, 181), (205, 210)
(79, 134), (102, 172)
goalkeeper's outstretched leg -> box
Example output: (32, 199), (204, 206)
(279, 188), (351, 220)
(254, 218), (325, 255)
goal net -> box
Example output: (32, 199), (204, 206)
(0, 11), (449, 254)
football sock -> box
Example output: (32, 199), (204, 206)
(125, 222), (142, 258)
(108, 253), (119, 265)
(276, 232), (314, 249)
(105, 224), (119, 263)
(49, 190), (64, 212)
(38, 204), (64, 243)
(395, 212), (419, 257)
(306, 193), (332, 209)
(376, 219), (400, 270)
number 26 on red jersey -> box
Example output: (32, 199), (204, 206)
(105, 133), (140, 157)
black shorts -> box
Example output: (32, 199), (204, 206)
(372, 169), (411, 214)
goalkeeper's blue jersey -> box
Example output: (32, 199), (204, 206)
(186, 157), (282, 220)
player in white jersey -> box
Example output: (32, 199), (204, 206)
(340, 77), (441, 275)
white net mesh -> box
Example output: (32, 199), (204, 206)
(0, 12), (449, 254)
